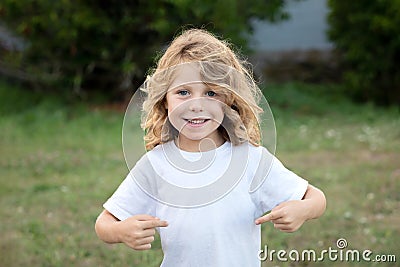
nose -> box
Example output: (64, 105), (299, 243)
(189, 98), (204, 112)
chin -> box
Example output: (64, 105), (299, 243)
(182, 134), (207, 141)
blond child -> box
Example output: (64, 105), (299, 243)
(95, 29), (326, 267)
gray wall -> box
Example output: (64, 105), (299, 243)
(250, 0), (333, 52)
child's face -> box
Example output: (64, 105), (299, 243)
(166, 65), (225, 150)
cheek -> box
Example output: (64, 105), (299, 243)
(166, 101), (186, 130)
(167, 100), (187, 117)
(207, 102), (225, 122)
(217, 106), (225, 122)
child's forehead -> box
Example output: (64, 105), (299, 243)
(150, 61), (249, 97)
(169, 64), (202, 89)
(166, 61), (237, 91)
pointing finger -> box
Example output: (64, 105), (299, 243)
(142, 219), (168, 229)
(135, 214), (159, 221)
(255, 212), (274, 225)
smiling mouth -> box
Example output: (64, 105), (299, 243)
(185, 118), (210, 125)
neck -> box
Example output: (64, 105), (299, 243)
(175, 134), (225, 152)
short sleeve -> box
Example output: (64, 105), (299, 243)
(103, 165), (156, 221)
(251, 149), (308, 217)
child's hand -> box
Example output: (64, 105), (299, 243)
(254, 200), (308, 232)
(116, 214), (168, 250)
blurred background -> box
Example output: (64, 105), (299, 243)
(0, 0), (399, 266)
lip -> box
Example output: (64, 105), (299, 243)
(183, 118), (210, 127)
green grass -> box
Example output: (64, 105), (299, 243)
(260, 83), (400, 266)
(0, 81), (399, 266)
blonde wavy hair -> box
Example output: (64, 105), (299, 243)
(141, 29), (263, 150)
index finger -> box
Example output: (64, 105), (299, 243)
(255, 212), (273, 225)
(141, 219), (168, 229)
(255, 209), (284, 225)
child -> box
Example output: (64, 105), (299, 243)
(95, 29), (326, 266)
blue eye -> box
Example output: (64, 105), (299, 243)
(178, 90), (189, 96)
(206, 91), (216, 97)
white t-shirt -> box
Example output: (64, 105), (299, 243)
(104, 141), (308, 267)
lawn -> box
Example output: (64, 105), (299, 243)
(0, 81), (398, 266)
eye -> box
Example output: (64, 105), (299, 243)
(177, 90), (189, 96)
(206, 91), (216, 97)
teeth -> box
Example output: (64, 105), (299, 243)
(188, 119), (205, 124)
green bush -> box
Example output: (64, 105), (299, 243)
(327, 0), (400, 105)
(0, 0), (290, 100)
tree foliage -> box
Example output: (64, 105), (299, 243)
(327, 0), (400, 105)
(0, 0), (290, 100)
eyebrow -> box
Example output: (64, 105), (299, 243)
(169, 81), (206, 90)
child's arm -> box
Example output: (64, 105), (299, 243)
(254, 184), (326, 232)
(95, 209), (168, 250)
